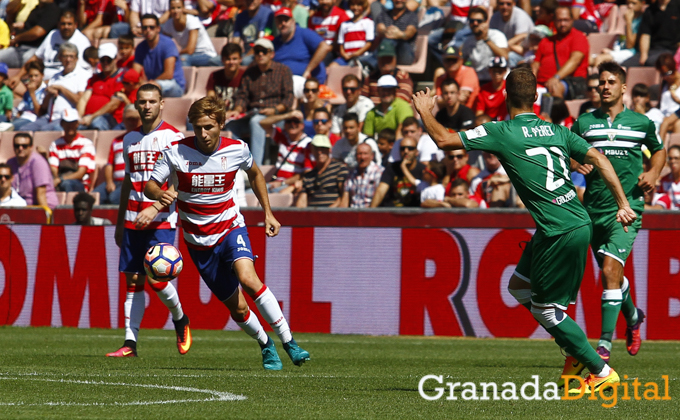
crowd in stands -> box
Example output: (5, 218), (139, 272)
(1, 0), (680, 212)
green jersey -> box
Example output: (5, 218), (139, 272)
(460, 113), (592, 237)
(571, 107), (663, 216)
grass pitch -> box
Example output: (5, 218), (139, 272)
(0, 327), (678, 419)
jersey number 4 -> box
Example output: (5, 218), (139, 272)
(526, 147), (570, 192)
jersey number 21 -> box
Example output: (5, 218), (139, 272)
(526, 147), (570, 191)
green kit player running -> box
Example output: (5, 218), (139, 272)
(413, 68), (637, 395)
(571, 61), (666, 363)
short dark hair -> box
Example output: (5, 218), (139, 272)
(401, 116), (420, 131)
(305, 77), (320, 88)
(25, 60), (45, 74)
(554, 5), (572, 18)
(313, 107), (330, 119)
(341, 74), (360, 86)
(428, 160), (447, 180)
(655, 53), (676, 73)
(221, 43), (242, 58)
(73, 192), (95, 209)
(587, 73), (600, 82)
(539, 0), (558, 14)
(13, 132), (33, 146)
(377, 128), (396, 143)
(141, 13), (160, 25)
(118, 34), (135, 47)
(441, 78), (460, 91)
(550, 97), (570, 125)
(342, 112), (359, 125)
(631, 83), (649, 98)
(60, 9), (76, 20)
(505, 68), (537, 110)
(0, 163), (13, 175)
(669, 145), (680, 155)
(138, 83), (163, 100)
(84, 46), (99, 61)
(450, 178), (470, 191)
(597, 61), (627, 84)
(468, 6), (488, 20)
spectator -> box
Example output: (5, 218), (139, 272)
(114, 68), (142, 108)
(564, 0), (602, 34)
(83, 45), (100, 73)
(436, 78), (476, 130)
(133, 14), (186, 98)
(591, 0), (643, 67)
(370, 136), (424, 207)
(0, 164), (27, 207)
(434, 45), (479, 109)
(0, 64), (11, 123)
(461, 7), (509, 85)
(162, 0), (221, 66)
(621, 0), (680, 68)
(207, 43), (245, 110)
(0, 0), (60, 69)
(578, 73), (600, 115)
(544, 96), (573, 128)
(308, 0), (349, 65)
(631, 83), (664, 135)
(232, 0), (274, 66)
(77, 43), (125, 130)
(78, 0), (128, 42)
(444, 178), (487, 208)
(376, 127), (396, 167)
(653, 145), (680, 210)
(296, 134), (348, 207)
(475, 57), (509, 121)
(48, 110), (96, 192)
(373, 0), (418, 65)
(73, 191), (111, 225)
(92, 104), (140, 204)
(340, 142), (384, 208)
(535, 0), (558, 31)
(362, 41), (414, 105)
(518, 24), (552, 65)
(7, 10), (91, 85)
(280, 0), (309, 28)
(332, 0), (374, 67)
(182, 0), (216, 24)
(471, 151), (517, 207)
(273, 7), (332, 89)
(299, 78), (331, 138)
(128, 0), (171, 37)
(116, 34), (136, 70)
(331, 74), (374, 135)
(390, 116), (443, 163)
(7, 133), (58, 208)
(311, 107), (339, 145)
(531, 6), (588, 99)
(363, 75), (414, 139)
(259, 109), (313, 193)
(229, 38), (295, 165)
(657, 53), (680, 121)
(442, 149), (480, 194)
(331, 112), (380, 168)
(490, 0), (534, 67)
(23, 43), (90, 131)
(420, 160), (448, 208)
(11, 61), (47, 130)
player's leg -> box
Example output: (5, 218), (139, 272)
(597, 255), (624, 361)
(507, 239), (533, 311)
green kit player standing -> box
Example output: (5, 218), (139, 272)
(571, 61), (666, 363)
(413, 68), (637, 394)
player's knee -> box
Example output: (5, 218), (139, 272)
(531, 306), (567, 329)
(507, 287), (532, 305)
(601, 265), (622, 287)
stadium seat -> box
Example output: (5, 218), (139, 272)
(397, 35), (428, 74)
(587, 33), (619, 57)
(566, 99), (588, 119)
(211, 37), (228, 55)
(55, 191), (67, 205)
(245, 192), (293, 207)
(259, 164), (276, 181)
(627, 66), (661, 88)
(668, 132), (680, 149)
(95, 130), (125, 167)
(326, 65), (362, 105)
(32, 131), (65, 152)
(183, 66), (197, 97)
(0, 132), (20, 162)
(187, 66), (222, 99)
(99, 38), (143, 48)
(613, 5), (627, 35)
(162, 97), (193, 131)
(603, 5), (619, 34)
(79, 130), (98, 144)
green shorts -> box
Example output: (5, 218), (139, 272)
(514, 224), (592, 310)
(590, 211), (642, 268)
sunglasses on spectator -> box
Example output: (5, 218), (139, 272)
(468, 19), (484, 24)
(0, 174), (11, 180)
(14, 144), (30, 149)
(285, 118), (301, 124)
(400, 146), (416, 151)
(141, 25), (156, 31)
(448, 153), (465, 160)
(587, 86), (598, 91)
(343, 87), (359, 92)
(313, 119), (328, 124)
(304, 88), (319, 93)
(253, 47), (269, 55)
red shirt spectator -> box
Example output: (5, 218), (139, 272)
(308, 3), (350, 45)
(533, 15), (588, 85)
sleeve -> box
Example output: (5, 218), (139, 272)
(362, 111), (375, 137)
(48, 142), (59, 167)
(337, 163), (348, 184)
(239, 142), (254, 171)
(107, 141), (116, 165)
(151, 149), (172, 184)
(638, 9), (652, 36)
(133, 44), (144, 65)
(403, 11), (418, 28)
(490, 30), (508, 48)
(365, 18), (375, 41)
(565, 129), (592, 164)
(186, 15), (202, 31)
(459, 123), (497, 153)
(461, 106), (475, 130)
(534, 39), (546, 66)
(337, 21), (347, 44)
(572, 32), (589, 56)
(642, 118), (664, 154)
(303, 27), (324, 51)
(420, 186), (433, 203)
(34, 31), (49, 60)
(380, 163), (394, 184)
(79, 140), (97, 171)
(32, 156), (56, 188)
(98, 0), (109, 14)
(130, 0), (141, 13)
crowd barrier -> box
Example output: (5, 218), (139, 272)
(1, 210), (679, 340)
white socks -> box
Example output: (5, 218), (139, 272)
(236, 311), (268, 345)
(124, 290), (145, 342)
(151, 282), (184, 321)
(254, 286), (292, 344)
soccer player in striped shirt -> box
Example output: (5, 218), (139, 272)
(145, 96), (310, 370)
(107, 84), (192, 358)
(571, 61), (666, 363)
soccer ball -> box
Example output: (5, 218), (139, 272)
(144, 243), (183, 281)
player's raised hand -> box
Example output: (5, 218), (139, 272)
(265, 214), (281, 237)
(412, 88), (436, 116)
(616, 206), (637, 233)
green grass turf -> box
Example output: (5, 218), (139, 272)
(0, 327), (678, 419)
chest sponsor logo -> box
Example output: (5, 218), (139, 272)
(186, 173), (229, 193)
(589, 124), (605, 129)
(552, 188), (576, 206)
(603, 149), (628, 157)
(130, 151), (162, 172)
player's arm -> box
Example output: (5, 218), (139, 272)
(339, 191), (349, 208)
(583, 148), (637, 231)
(422, 199), (451, 208)
(135, 184), (176, 228)
(144, 179), (178, 207)
(413, 89), (464, 151)
(638, 148), (666, 194)
(245, 161), (281, 237)
(659, 112), (678, 146)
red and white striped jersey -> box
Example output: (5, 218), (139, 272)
(450, 0), (489, 23)
(272, 127), (313, 180)
(48, 134), (96, 190)
(308, 6), (350, 45)
(123, 121), (183, 230)
(656, 173), (680, 209)
(151, 136), (253, 249)
(338, 17), (375, 54)
(108, 134), (126, 183)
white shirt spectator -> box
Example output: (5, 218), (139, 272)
(15, 82), (47, 122)
(161, 14), (217, 57)
(420, 183), (445, 203)
(0, 188), (28, 207)
(489, 6), (534, 41)
(47, 67), (90, 122)
(462, 28), (508, 83)
(35, 29), (92, 80)
(337, 17), (375, 55)
(390, 134), (445, 163)
(131, 0), (169, 17)
(659, 85), (680, 117)
(331, 95), (375, 134)
(331, 133), (381, 168)
(646, 107), (665, 137)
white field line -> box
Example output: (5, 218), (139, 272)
(0, 374), (246, 406)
